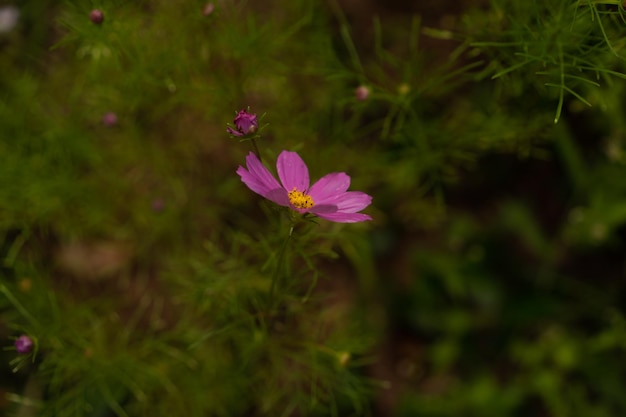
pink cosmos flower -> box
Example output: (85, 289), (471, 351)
(237, 150), (372, 223)
(227, 109), (258, 137)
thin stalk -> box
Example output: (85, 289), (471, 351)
(554, 43), (565, 124)
(251, 138), (262, 162)
(0, 285), (40, 327)
(268, 223), (294, 307)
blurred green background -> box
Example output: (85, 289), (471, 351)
(2, 0), (626, 416)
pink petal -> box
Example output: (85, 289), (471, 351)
(277, 151), (309, 192)
(307, 204), (337, 214)
(236, 166), (271, 196)
(227, 127), (243, 137)
(237, 152), (289, 206)
(308, 172), (351, 203)
(264, 188), (290, 206)
(310, 191), (372, 214)
(335, 191), (372, 213)
(315, 212), (372, 223)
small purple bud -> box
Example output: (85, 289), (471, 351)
(89, 9), (104, 24)
(355, 85), (370, 101)
(151, 198), (165, 212)
(227, 109), (258, 137)
(202, 3), (215, 16)
(101, 112), (118, 127)
(15, 335), (33, 354)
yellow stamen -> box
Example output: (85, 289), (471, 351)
(288, 187), (315, 209)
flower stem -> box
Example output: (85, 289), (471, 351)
(251, 138), (262, 163)
(268, 222), (294, 308)
(0, 285), (39, 328)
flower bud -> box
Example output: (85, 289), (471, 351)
(355, 85), (370, 101)
(337, 351), (351, 367)
(19, 278), (32, 292)
(15, 335), (33, 354)
(151, 198), (165, 212)
(89, 9), (104, 24)
(202, 3), (215, 16)
(227, 109), (258, 137)
(398, 83), (410, 95)
(101, 112), (118, 127)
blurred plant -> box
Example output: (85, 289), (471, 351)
(467, 0), (626, 122)
(0, 5), (19, 34)
(3, 0), (626, 416)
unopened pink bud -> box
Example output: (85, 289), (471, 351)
(15, 335), (33, 354)
(151, 198), (165, 212)
(355, 85), (370, 101)
(202, 3), (215, 16)
(89, 9), (104, 24)
(102, 112), (118, 126)
(227, 109), (258, 137)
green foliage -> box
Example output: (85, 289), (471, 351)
(467, 0), (626, 122)
(2, 0), (626, 416)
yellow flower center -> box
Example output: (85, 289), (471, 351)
(288, 187), (315, 209)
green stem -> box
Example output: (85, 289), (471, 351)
(0, 285), (40, 328)
(251, 138), (262, 162)
(268, 223), (294, 308)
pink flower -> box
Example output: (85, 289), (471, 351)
(227, 109), (258, 137)
(237, 151), (372, 223)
